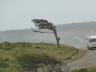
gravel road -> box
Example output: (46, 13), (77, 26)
(65, 47), (96, 71)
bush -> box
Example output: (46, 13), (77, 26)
(0, 58), (9, 68)
(16, 53), (63, 72)
(79, 68), (88, 72)
(0, 61), (9, 68)
(72, 68), (88, 72)
(4, 58), (9, 61)
(4, 47), (12, 50)
(0, 47), (4, 49)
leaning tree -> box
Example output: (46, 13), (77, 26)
(32, 19), (60, 48)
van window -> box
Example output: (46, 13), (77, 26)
(91, 38), (96, 42)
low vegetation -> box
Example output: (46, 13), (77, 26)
(72, 66), (96, 72)
(0, 42), (78, 72)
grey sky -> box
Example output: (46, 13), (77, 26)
(0, 0), (96, 31)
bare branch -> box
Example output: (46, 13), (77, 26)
(32, 30), (54, 34)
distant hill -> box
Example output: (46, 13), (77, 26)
(0, 21), (96, 48)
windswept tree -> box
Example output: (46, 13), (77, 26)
(32, 19), (60, 48)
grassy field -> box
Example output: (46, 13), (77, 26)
(0, 42), (78, 72)
(72, 66), (96, 72)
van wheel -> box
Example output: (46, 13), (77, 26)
(88, 48), (90, 50)
(89, 47), (92, 50)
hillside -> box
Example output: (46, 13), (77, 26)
(0, 21), (96, 47)
(0, 42), (78, 72)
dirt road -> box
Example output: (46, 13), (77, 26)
(65, 47), (96, 71)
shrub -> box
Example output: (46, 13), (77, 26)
(0, 61), (9, 68)
(16, 53), (63, 72)
(4, 47), (12, 50)
(0, 58), (9, 68)
(72, 68), (88, 72)
(79, 68), (88, 72)
(0, 47), (4, 49)
(5, 58), (9, 61)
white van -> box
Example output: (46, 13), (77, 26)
(86, 36), (96, 50)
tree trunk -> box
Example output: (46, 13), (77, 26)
(54, 30), (60, 48)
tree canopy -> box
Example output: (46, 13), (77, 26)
(32, 19), (56, 31)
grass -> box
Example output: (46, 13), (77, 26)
(0, 42), (78, 72)
(72, 66), (96, 72)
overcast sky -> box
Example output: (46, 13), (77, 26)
(0, 0), (96, 31)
